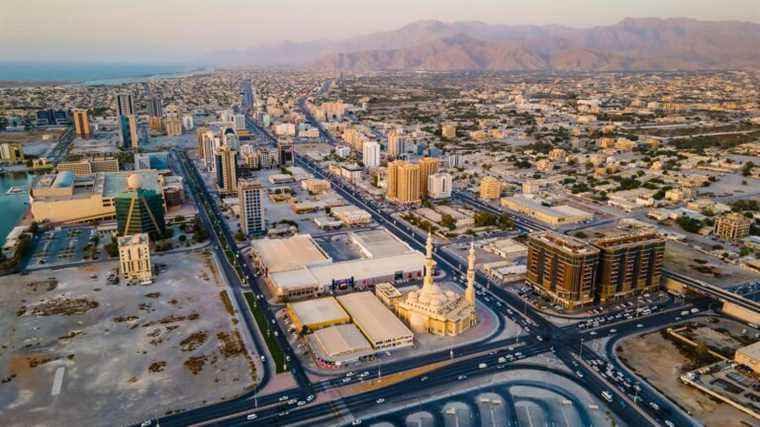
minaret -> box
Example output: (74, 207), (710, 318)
(465, 242), (476, 304)
(422, 230), (436, 292)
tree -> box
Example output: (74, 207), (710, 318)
(440, 214), (456, 230)
(742, 161), (755, 177)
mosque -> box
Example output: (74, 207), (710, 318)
(375, 232), (478, 336)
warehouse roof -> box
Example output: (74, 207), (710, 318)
(350, 228), (412, 259)
(309, 324), (374, 361)
(269, 252), (425, 291)
(251, 234), (331, 273)
(336, 292), (413, 346)
(287, 297), (349, 328)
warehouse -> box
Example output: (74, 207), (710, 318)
(286, 297), (351, 333)
(250, 234), (332, 275)
(307, 324), (374, 367)
(268, 252), (425, 300)
(501, 195), (593, 227)
(336, 291), (414, 351)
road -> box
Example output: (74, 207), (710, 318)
(137, 85), (747, 427)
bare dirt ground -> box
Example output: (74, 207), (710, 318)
(617, 330), (757, 427)
(0, 249), (257, 427)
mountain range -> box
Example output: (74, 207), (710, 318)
(211, 18), (760, 71)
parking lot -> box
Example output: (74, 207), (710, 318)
(28, 226), (100, 269)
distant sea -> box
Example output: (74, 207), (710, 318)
(0, 61), (199, 84)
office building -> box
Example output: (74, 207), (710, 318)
(714, 212), (752, 241)
(362, 140), (380, 168)
(428, 173), (452, 199)
(164, 117), (182, 136)
(72, 109), (91, 137)
(134, 152), (169, 170)
(418, 157), (439, 197)
(119, 114), (139, 149)
(0, 143), (24, 164)
(116, 93), (135, 116)
(480, 176), (502, 200)
(277, 141), (294, 166)
(442, 124), (457, 140)
(118, 233), (153, 283)
(387, 128), (404, 158)
(593, 231), (665, 303)
(239, 179), (265, 235)
(215, 146), (238, 194)
(115, 174), (166, 237)
(526, 231), (600, 309)
(146, 96), (163, 118)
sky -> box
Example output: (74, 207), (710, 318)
(2, 0), (759, 63)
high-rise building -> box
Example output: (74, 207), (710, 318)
(387, 128), (404, 159)
(428, 173), (452, 199)
(714, 212), (752, 241)
(72, 109), (91, 137)
(526, 231), (600, 309)
(479, 176), (502, 200)
(277, 141), (294, 166)
(362, 140), (380, 168)
(418, 157), (439, 197)
(442, 124), (457, 140)
(386, 160), (401, 199)
(447, 152), (463, 168)
(215, 146), (238, 194)
(234, 114), (247, 130)
(119, 114), (139, 149)
(115, 174), (166, 237)
(164, 117), (182, 136)
(116, 93), (135, 116)
(118, 233), (153, 283)
(146, 96), (163, 118)
(396, 162), (421, 204)
(239, 179), (265, 235)
(593, 231), (665, 303)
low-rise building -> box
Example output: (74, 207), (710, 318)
(336, 291), (414, 351)
(286, 296), (351, 333)
(714, 212), (752, 241)
(501, 195), (593, 227)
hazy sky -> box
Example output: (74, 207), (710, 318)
(2, 0), (759, 62)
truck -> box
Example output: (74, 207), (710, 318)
(601, 391), (613, 402)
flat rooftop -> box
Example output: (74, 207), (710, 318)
(251, 234), (331, 273)
(529, 231), (599, 256)
(738, 341), (760, 361)
(287, 297), (349, 327)
(309, 323), (373, 361)
(269, 252), (425, 290)
(593, 230), (664, 249)
(336, 291), (413, 346)
(350, 228), (411, 259)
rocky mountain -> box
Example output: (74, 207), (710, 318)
(213, 18), (760, 71)
(309, 18), (760, 71)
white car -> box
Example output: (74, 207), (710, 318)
(247, 414), (258, 420)
(376, 398), (385, 404)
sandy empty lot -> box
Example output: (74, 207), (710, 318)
(617, 328), (756, 427)
(0, 249), (257, 427)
